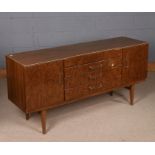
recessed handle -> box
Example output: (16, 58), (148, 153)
(98, 83), (103, 88)
(88, 86), (95, 90)
(89, 66), (95, 70)
(88, 75), (96, 80)
(111, 63), (115, 67)
(125, 66), (129, 68)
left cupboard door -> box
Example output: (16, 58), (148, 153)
(25, 61), (64, 112)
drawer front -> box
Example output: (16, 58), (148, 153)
(64, 49), (122, 67)
(65, 83), (105, 101)
(64, 52), (104, 68)
(65, 60), (105, 78)
(65, 71), (103, 89)
(65, 68), (122, 101)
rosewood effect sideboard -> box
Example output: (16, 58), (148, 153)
(6, 37), (148, 134)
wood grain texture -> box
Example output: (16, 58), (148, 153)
(65, 67), (122, 101)
(7, 37), (147, 66)
(122, 44), (148, 84)
(64, 49), (122, 67)
(25, 61), (64, 112)
(6, 57), (26, 112)
(6, 36), (149, 134)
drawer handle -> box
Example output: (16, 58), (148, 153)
(89, 66), (95, 70)
(98, 83), (103, 88)
(88, 75), (96, 80)
(65, 75), (71, 78)
(89, 84), (103, 90)
(125, 65), (129, 68)
(88, 86), (95, 90)
(111, 63), (115, 67)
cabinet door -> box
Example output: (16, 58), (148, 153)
(43, 61), (64, 108)
(122, 44), (148, 85)
(25, 61), (64, 112)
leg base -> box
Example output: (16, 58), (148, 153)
(41, 110), (47, 134)
(109, 91), (113, 96)
(26, 113), (30, 120)
(125, 85), (135, 105)
(129, 85), (134, 105)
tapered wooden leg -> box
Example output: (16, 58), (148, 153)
(26, 113), (30, 120)
(109, 91), (113, 96)
(129, 85), (134, 105)
(41, 110), (47, 134)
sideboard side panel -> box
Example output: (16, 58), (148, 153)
(6, 57), (26, 112)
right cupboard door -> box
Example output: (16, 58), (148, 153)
(122, 44), (148, 85)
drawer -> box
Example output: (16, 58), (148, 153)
(64, 60), (105, 78)
(65, 83), (103, 101)
(65, 71), (103, 89)
(65, 78), (119, 101)
(65, 68), (122, 101)
(64, 49), (122, 67)
(65, 87), (87, 101)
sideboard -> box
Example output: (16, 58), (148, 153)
(6, 37), (148, 134)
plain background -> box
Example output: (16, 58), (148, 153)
(0, 12), (155, 68)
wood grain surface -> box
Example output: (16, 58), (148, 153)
(5, 36), (149, 134)
(6, 37), (147, 66)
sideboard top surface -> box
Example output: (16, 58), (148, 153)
(7, 36), (147, 66)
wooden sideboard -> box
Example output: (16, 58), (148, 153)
(6, 37), (148, 134)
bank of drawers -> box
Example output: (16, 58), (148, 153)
(64, 49), (122, 101)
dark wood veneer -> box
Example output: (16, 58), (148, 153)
(6, 37), (148, 134)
